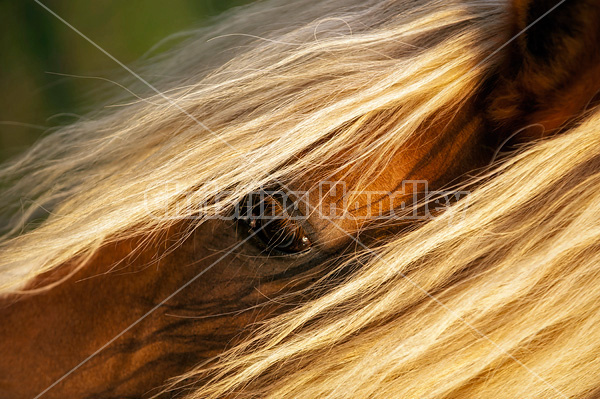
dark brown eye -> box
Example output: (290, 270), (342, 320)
(237, 191), (312, 254)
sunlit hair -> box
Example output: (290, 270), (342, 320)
(2, 0), (600, 397)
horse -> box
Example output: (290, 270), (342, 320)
(2, 0), (600, 397)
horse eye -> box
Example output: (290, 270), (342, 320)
(237, 191), (312, 254)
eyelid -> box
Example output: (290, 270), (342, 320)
(236, 189), (316, 256)
(270, 189), (318, 240)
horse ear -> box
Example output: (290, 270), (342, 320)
(488, 0), (600, 140)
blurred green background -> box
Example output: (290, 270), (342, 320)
(0, 0), (253, 162)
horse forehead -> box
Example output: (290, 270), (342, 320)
(288, 113), (484, 248)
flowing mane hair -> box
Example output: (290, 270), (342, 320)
(2, 0), (600, 397)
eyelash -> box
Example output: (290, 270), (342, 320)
(236, 191), (312, 255)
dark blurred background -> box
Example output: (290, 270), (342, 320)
(0, 0), (253, 162)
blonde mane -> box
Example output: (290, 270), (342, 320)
(2, 0), (600, 397)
